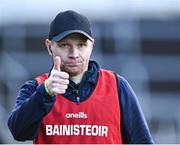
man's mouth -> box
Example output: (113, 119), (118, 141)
(64, 62), (81, 66)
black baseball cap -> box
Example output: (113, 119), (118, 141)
(48, 10), (93, 42)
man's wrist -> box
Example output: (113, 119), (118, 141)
(44, 79), (54, 96)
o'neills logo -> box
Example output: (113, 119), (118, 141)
(66, 112), (87, 119)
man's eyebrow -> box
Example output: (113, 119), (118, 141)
(57, 40), (67, 44)
(79, 37), (89, 42)
(79, 40), (88, 43)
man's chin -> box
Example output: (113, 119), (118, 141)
(64, 68), (83, 77)
(61, 66), (85, 77)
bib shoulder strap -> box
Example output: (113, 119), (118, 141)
(35, 73), (49, 85)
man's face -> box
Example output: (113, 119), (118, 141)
(48, 33), (94, 77)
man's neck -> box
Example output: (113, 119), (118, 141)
(70, 72), (85, 84)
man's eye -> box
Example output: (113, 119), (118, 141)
(59, 44), (69, 48)
(78, 43), (86, 47)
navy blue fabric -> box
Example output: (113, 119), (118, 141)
(8, 60), (154, 143)
(117, 74), (153, 143)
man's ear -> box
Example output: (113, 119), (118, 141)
(45, 39), (53, 56)
(89, 38), (95, 48)
(91, 39), (95, 47)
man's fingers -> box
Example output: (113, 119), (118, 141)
(52, 83), (68, 90)
(51, 87), (66, 94)
(51, 77), (69, 85)
(53, 56), (61, 71)
(51, 70), (69, 79)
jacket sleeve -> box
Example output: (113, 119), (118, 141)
(7, 80), (56, 141)
(116, 74), (154, 144)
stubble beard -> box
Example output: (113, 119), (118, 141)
(61, 62), (87, 77)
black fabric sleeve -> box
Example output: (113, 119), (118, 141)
(7, 80), (56, 141)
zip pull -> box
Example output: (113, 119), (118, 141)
(76, 97), (80, 105)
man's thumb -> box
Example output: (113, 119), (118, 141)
(53, 56), (61, 71)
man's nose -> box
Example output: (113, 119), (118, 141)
(69, 48), (79, 58)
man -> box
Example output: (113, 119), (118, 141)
(8, 10), (154, 144)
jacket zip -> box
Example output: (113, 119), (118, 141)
(76, 96), (80, 105)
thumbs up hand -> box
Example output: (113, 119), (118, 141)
(45, 56), (69, 96)
(53, 56), (61, 71)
